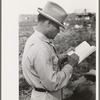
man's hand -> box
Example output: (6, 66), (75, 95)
(67, 53), (79, 67)
(60, 55), (68, 65)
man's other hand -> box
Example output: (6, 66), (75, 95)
(67, 53), (79, 67)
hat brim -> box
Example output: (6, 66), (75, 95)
(37, 8), (65, 29)
(84, 74), (95, 77)
(84, 72), (96, 78)
(84, 70), (96, 77)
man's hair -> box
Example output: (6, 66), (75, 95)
(37, 14), (58, 25)
(37, 14), (49, 22)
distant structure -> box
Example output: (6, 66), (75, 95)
(64, 9), (95, 29)
(74, 9), (95, 21)
(74, 9), (89, 14)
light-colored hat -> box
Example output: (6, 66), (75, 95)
(37, 1), (67, 28)
(84, 69), (96, 77)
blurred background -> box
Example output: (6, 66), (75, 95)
(19, 8), (96, 100)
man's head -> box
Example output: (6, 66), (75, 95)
(36, 1), (67, 39)
(84, 69), (96, 83)
(37, 14), (60, 39)
(70, 81), (95, 100)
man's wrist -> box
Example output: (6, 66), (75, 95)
(62, 64), (73, 75)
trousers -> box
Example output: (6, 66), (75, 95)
(30, 89), (62, 100)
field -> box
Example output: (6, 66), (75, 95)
(19, 14), (96, 100)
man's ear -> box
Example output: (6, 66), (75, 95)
(45, 20), (50, 27)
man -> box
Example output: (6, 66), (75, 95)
(22, 1), (79, 100)
(69, 69), (96, 100)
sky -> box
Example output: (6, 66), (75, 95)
(17, 0), (98, 14)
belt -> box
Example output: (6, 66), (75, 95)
(34, 87), (49, 92)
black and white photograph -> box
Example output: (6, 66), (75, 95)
(2, 0), (98, 100)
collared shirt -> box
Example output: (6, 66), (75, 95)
(22, 30), (73, 98)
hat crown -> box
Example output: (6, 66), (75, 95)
(88, 69), (96, 75)
(43, 1), (67, 23)
(38, 1), (67, 28)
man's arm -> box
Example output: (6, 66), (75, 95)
(34, 47), (79, 91)
(58, 47), (76, 67)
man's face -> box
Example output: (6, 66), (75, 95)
(48, 21), (60, 39)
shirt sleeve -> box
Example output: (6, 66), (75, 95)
(34, 47), (73, 92)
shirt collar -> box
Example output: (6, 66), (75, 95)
(34, 29), (51, 44)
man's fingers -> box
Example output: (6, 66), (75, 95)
(71, 53), (79, 59)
